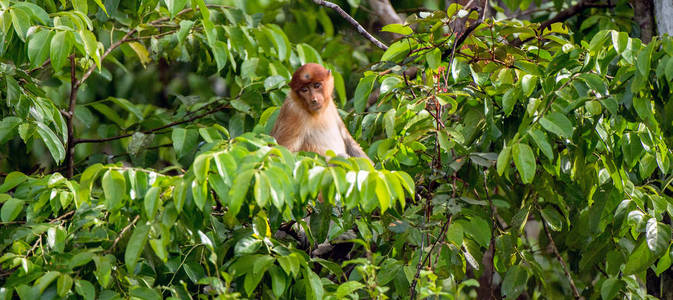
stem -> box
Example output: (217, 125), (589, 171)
(542, 219), (581, 299)
(65, 54), (77, 178)
(106, 215), (141, 254)
(75, 103), (230, 144)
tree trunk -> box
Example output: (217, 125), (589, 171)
(367, 0), (403, 25)
(631, 0), (655, 43)
(654, 0), (673, 36)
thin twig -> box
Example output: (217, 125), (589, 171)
(106, 215), (141, 254)
(28, 59), (52, 74)
(409, 215), (453, 299)
(76, 103), (231, 144)
(542, 219), (581, 299)
(312, 0), (388, 50)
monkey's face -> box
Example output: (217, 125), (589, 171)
(289, 63), (335, 113)
(297, 81), (327, 112)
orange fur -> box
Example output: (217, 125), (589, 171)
(271, 64), (369, 160)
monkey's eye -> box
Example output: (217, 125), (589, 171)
(300, 87), (309, 93)
(313, 82), (321, 89)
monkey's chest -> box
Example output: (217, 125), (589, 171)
(300, 124), (347, 156)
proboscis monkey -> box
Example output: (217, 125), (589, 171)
(271, 63), (369, 160)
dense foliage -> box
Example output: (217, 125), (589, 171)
(1, 0), (672, 299)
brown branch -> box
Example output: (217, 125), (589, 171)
(409, 215), (453, 299)
(75, 103), (230, 144)
(312, 0), (389, 50)
(65, 54), (77, 178)
(28, 59), (52, 74)
(106, 215), (140, 254)
(542, 219), (581, 299)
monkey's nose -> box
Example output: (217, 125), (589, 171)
(311, 99), (318, 105)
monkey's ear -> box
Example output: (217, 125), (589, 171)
(327, 69), (331, 75)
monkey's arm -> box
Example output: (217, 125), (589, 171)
(271, 102), (303, 152)
(338, 118), (370, 160)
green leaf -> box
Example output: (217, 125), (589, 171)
(463, 216), (491, 248)
(381, 40), (411, 62)
(336, 281), (365, 298)
(601, 277), (624, 300)
(611, 31), (628, 54)
(578, 73), (607, 95)
(304, 267), (324, 300)
(128, 41), (151, 66)
(102, 169), (125, 211)
(381, 24), (413, 35)
(497, 145), (511, 176)
(296, 43), (322, 65)
(269, 266), (287, 298)
(211, 41), (229, 71)
(501, 265), (528, 299)
(57, 274), (73, 297)
(192, 154), (211, 183)
(637, 43), (653, 76)
(632, 97), (655, 126)
(264, 75), (286, 92)
(539, 112), (574, 138)
(512, 143), (536, 184)
(623, 239), (657, 275)
(72, 0), (88, 14)
(79, 30), (101, 70)
(27, 30), (52, 67)
(528, 129), (553, 160)
(1, 198), (23, 222)
(35, 122), (65, 163)
(50, 31), (74, 71)
(666, 57), (673, 82)
(502, 87), (520, 117)
(426, 48), (441, 69)
(10, 7), (30, 41)
(144, 186), (160, 220)
(253, 171), (270, 207)
(646, 218), (671, 255)
(164, 0), (187, 18)
(541, 207), (563, 231)
(353, 75), (376, 113)
(228, 169), (254, 216)
(74, 279), (95, 300)
(588, 30), (610, 52)
(380, 76), (401, 95)
(521, 74), (537, 97)
(124, 222), (150, 274)
(130, 287), (161, 300)
(172, 128), (199, 158)
(0, 171), (28, 193)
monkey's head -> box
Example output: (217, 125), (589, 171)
(289, 63), (334, 113)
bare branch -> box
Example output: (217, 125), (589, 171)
(543, 219), (581, 299)
(75, 103), (231, 144)
(312, 0), (389, 50)
(106, 215), (140, 254)
(65, 54), (77, 178)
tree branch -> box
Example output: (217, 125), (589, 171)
(75, 103), (231, 144)
(409, 215), (453, 299)
(65, 54), (78, 178)
(106, 215), (140, 254)
(542, 219), (581, 299)
(312, 0), (389, 50)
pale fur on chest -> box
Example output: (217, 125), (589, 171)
(288, 103), (346, 156)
